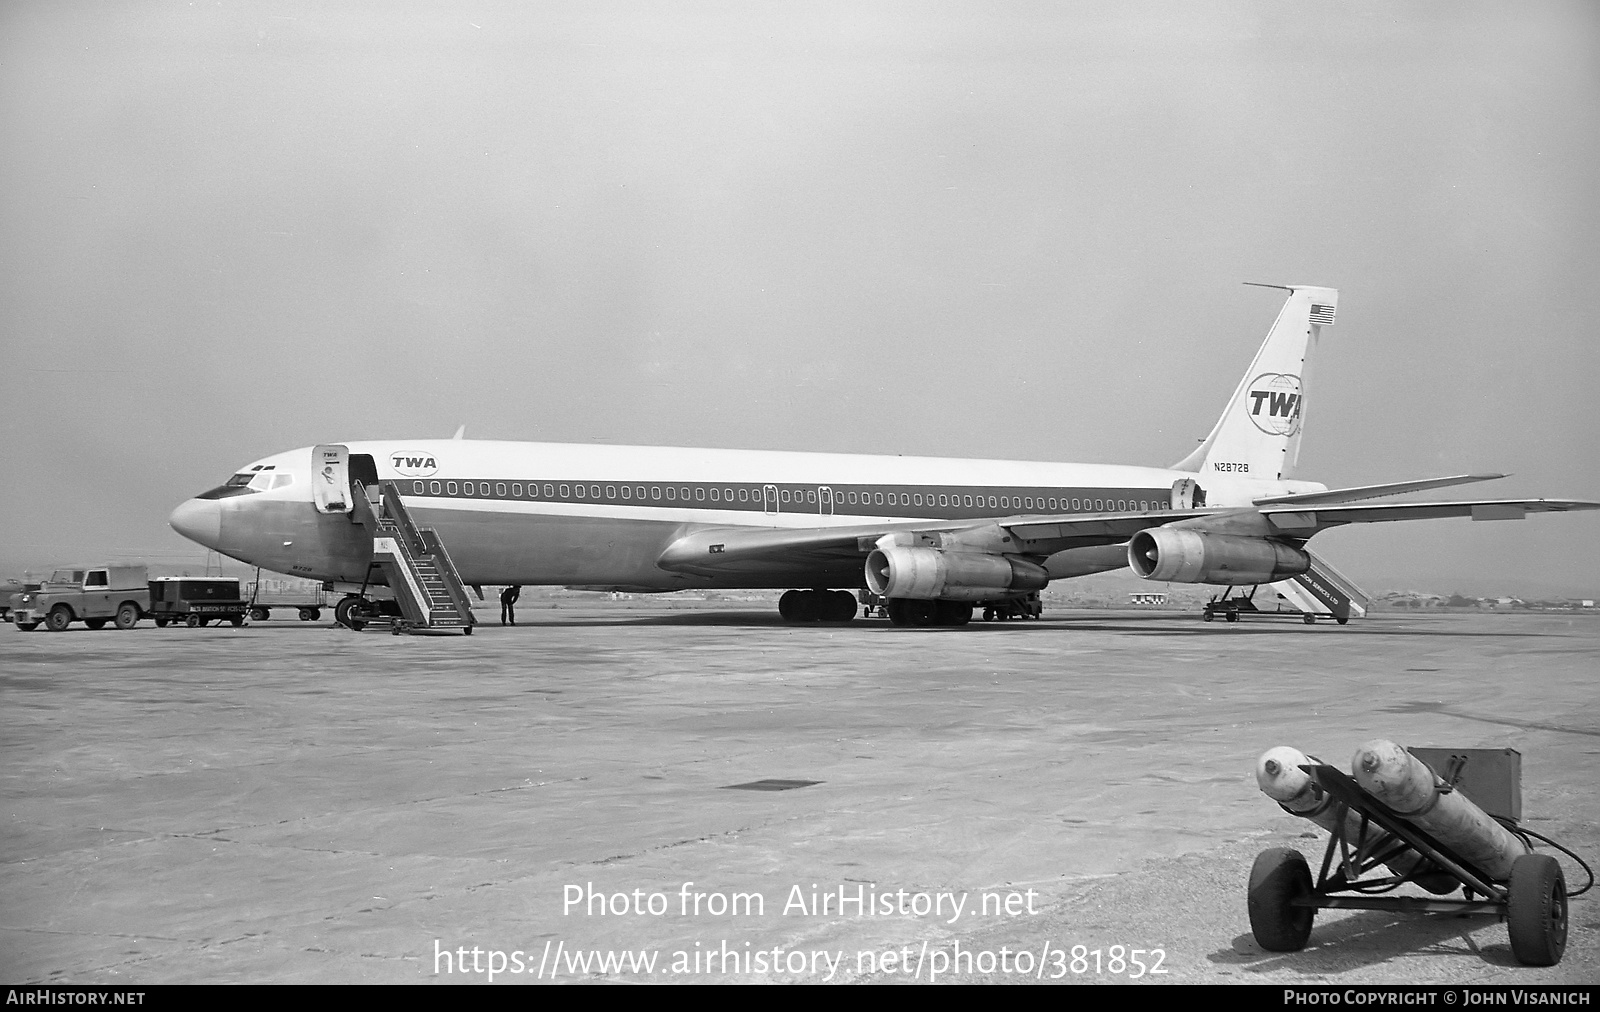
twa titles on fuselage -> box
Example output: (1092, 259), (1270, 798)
(167, 286), (1598, 627)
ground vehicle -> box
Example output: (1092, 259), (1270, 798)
(11, 565), (151, 631)
(3, 579), (42, 622)
(148, 577), (248, 627)
(244, 575), (329, 622)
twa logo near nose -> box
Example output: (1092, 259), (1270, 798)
(389, 452), (439, 477)
(1245, 373), (1302, 435)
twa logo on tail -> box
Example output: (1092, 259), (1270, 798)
(1245, 373), (1302, 436)
(390, 452), (439, 477)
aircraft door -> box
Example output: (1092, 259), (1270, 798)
(1169, 477), (1207, 510)
(818, 486), (834, 515)
(763, 484), (779, 514)
(313, 444), (352, 513)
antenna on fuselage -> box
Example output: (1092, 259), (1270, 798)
(451, 425), (466, 440)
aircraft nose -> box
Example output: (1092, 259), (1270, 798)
(169, 498), (223, 549)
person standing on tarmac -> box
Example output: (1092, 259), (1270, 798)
(500, 585), (521, 626)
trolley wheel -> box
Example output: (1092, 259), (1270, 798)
(462, 625), (472, 635)
(309, 608), (321, 621)
(1336, 615), (1349, 625)
(298, 608), (314, 621)
(185, 614), (202, 628)
(1507, 853), (1567, 966)
(1202, 611), (1214, 622)
(1248, 848), (1315, 952)
(230, 616), (244, 627)
(1225, 611), (1240, 623)
(1303, 614), (1316, 625)
(250, 606), (269, 622)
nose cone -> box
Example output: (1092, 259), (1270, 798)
(169, 498), (223, 550)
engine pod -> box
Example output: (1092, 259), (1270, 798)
(865, 547), (1049, 601)
(1127, 528), (1310, 585)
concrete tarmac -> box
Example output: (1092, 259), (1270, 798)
(2, 603), (1596, 985)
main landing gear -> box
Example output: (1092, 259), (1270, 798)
(778, 589), (858, 623)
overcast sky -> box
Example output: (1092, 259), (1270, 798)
(2, 1), (1596, 596)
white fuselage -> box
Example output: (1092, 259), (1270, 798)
(169, 439), (1326, 590)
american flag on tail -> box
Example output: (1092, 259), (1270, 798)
(1309, 303), (1336, 326)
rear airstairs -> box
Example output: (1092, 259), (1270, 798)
(350, 479), (477, 635)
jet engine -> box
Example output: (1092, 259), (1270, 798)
(865, 547), (1049, 601)
(1127, 528), (1309, 585)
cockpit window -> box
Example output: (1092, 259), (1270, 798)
(247, 473), (274, 491)
(225, 474), (254, 486)
(272, 474), (295, 489)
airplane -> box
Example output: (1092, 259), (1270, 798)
(167, 285), (1598, 629)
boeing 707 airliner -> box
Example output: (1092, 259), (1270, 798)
(167, 286), (1597, 627)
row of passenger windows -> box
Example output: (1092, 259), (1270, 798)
(409, 479), (1161, 513)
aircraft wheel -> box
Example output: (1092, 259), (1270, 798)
(1247, 848), (1315, 952)
(1336, 616), (1349, 625)
(1507, 853), (1567, 966)
(230, 616), (244, 627)
(778, 590), (803, 621)
(250, 606), (269, 621)
(335, 596), (364, 629)
(46, 606), (73, 632)
(822, 590), (856, 622)
(154, 617), (169, 628)
(309, 608), (321, 621)
(185, 614), (202, 628)
(935, 600), (972, 626)
(85, 618), (108, 630)
(16, 622), (39, 631)
(115, 603), (140, 630)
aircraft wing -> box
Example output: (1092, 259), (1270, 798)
(656, 509), (1213, 576)
(657, 497), (1599, 578)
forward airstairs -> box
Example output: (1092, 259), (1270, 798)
(350, 479), (477, 635)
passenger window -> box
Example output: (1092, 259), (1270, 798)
(430, 481), (441, 495)
(447, 481), (458, 496)
(621, 486), (631, 499)
(544, 484), (554, 497)
(512, 483), (522, 497)
(739, 488), (749, 502)
(780, 490), (790, 503)
(606, 485), (616, 499)
(806, 490), (816, 504)
(696, 488), (706, 501)
(1048, 497), (1057, 509)
(496, 483), (507, 497)
(652, 487), (661, 500)
(559, 484), (570, 497)
(666, 487), (676, 500)
(723, 488), (732, 501)
(413, 481), (424, 494)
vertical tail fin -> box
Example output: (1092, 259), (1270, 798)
(1172, 285), (1337, 480)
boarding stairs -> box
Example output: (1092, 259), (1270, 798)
(351, 480), (477, 634)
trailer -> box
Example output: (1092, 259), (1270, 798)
(1202, 585), (1341, 624)
(244, 574), (331, 622)
(148, 577), (248, 627)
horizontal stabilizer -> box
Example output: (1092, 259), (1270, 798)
(1253, 474), (1506, 507)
